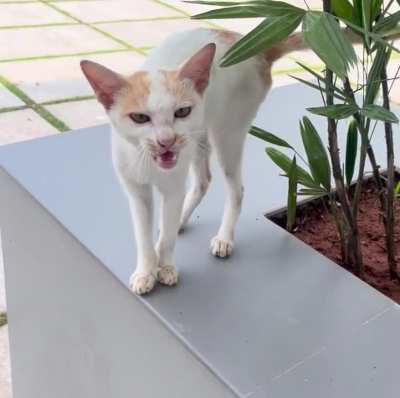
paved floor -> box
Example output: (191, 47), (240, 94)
(0, 1), (399, 397)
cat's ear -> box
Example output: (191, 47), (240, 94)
(80, 60), (127, 110)
(178, 43), (216, 95)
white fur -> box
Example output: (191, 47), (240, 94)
(111, 28), (271, 294)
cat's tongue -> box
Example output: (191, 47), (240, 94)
(156, 151), (177, 169)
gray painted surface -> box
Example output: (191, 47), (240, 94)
(0, 169), (237, 398)
(1, 84), (400, 397)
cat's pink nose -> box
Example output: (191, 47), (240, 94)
(157, 136), (176, 149)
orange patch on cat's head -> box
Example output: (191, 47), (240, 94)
(120, 71), (151, 114)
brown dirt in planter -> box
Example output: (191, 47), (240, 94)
(282, 180), (400, 304)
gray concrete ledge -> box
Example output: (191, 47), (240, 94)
(1, 84), (400, 397)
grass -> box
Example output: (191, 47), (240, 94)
(0, 76), (70, 131)
(40, 95), (95, 106)
(39, 0), (146, 55)
(0, 48), (134, 64)
(0, 22), (78, 30)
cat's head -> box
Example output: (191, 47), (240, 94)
(80, 43), (216, 170)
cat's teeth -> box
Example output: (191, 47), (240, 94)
(155, 151), (178, 169)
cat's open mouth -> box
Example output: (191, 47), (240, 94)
(154, 150), (178, 169)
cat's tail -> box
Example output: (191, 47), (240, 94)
(265, 29), (400, 63)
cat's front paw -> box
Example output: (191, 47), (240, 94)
(157, 265), (179, 286)
(210, 236), (234, 258)
(129, 272), (157, 295)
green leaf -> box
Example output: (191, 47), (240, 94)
(245, 1), (306, 17)
(298, 188), (327, 196)
(345, 119), (358, 186)
(266, 147), (318, 188)
(307, 104), (359, 119)
(337, 17), (400, 53)
(287, 155), (297, 231)
(185, 1), (241, 6)
(374, 11), (400, 35)
(302, 11), (357, 78)
(289, 75), (346, 101)
(300, 117), (331, 191)
(221, 12), (303, 67)
(294, 61), (347, 97)
(371, 0), (383, 22)
(192, 5), (268, 19)
(249, 125), (293, 148)
(192, 1), (305, 19)
(0, 311), (7, 327)
(361, 105), (399, 123)
(353, 0), (364, 28)
(365, 44), (387, 105)
(395, 181), (400, 196)
(331, 0), (354, 22)
(361, 0), (371, 43)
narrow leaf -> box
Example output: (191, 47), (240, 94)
(192, 5), (268, 19)
(307, 104), (359, 119)
(221, 13), (302, 67)
(345, 119), (358, 186)
(287, 155), (297, 231)
(361, 104), (399, 123)
(353, 0), (364, 27)
(289, 75), (346, 101)
(266, 147), (318, 188)
(185, 1), (241, 6)
(361, 0), (371, 47)
(299, 187), (327, 196)
(295, 61), (347, 97)
(374, 11), (400, 34)
(331, 0), (354, 22)
(365, 44), (387, 105)
(249, 125), (293, 148)
(338, 17), (400, 53)
(300, 117), (331, 190)
(302, 11), (357, 78)
(244, 1), (306, 17)
(395, 181), (400, 196)
(371, 0), (383, 23)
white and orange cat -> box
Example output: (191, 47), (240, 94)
(81, 28), (304, 294)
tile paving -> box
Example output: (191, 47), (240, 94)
(0, 1), (399, 396)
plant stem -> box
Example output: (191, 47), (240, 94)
(323, 0), (363, 274)
(381, 62), (398, 280)
(328, 194), (347, 262)
(342, 79), (368, 218)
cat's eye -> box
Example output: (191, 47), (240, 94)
(130, 113), (151, 124)
(174, 107), (192, 118)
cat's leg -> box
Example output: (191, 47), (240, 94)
(180, 136), (211, 231)
(210, 128), (247, 258)
(126, 184), (158, 294)
(156, 182), (186, 286)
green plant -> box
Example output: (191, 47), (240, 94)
(0, 312), (7, 327)
(190, 0), (400, 278)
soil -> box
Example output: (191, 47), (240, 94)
(268, 179), (400, 304)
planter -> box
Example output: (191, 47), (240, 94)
(267, 175), (400, 303)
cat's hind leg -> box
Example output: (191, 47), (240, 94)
(209, 126), (247, 258)
(180, 135), (211, 231)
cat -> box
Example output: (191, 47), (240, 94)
(80, 28), (307, 295)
